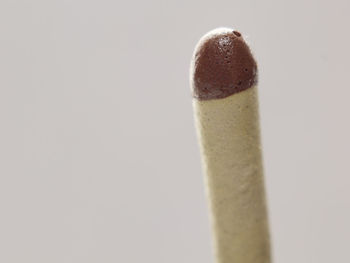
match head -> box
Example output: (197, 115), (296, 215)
(191, 28), (258, 100)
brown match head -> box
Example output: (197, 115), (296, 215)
(191, 28), (258, 100)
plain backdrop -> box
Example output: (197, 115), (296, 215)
(1, 0), (350, 262)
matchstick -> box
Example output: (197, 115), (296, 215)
(191, 28), (271, 263)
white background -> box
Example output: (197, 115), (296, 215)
(1, 0), (350, 262)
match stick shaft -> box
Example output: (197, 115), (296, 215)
(194, 86), (270, 263)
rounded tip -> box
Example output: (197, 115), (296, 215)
(190, 28), (258, 100)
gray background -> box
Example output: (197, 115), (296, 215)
(1, 0), (350, 262)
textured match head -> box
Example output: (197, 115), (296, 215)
(190, 28), (258, 100)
